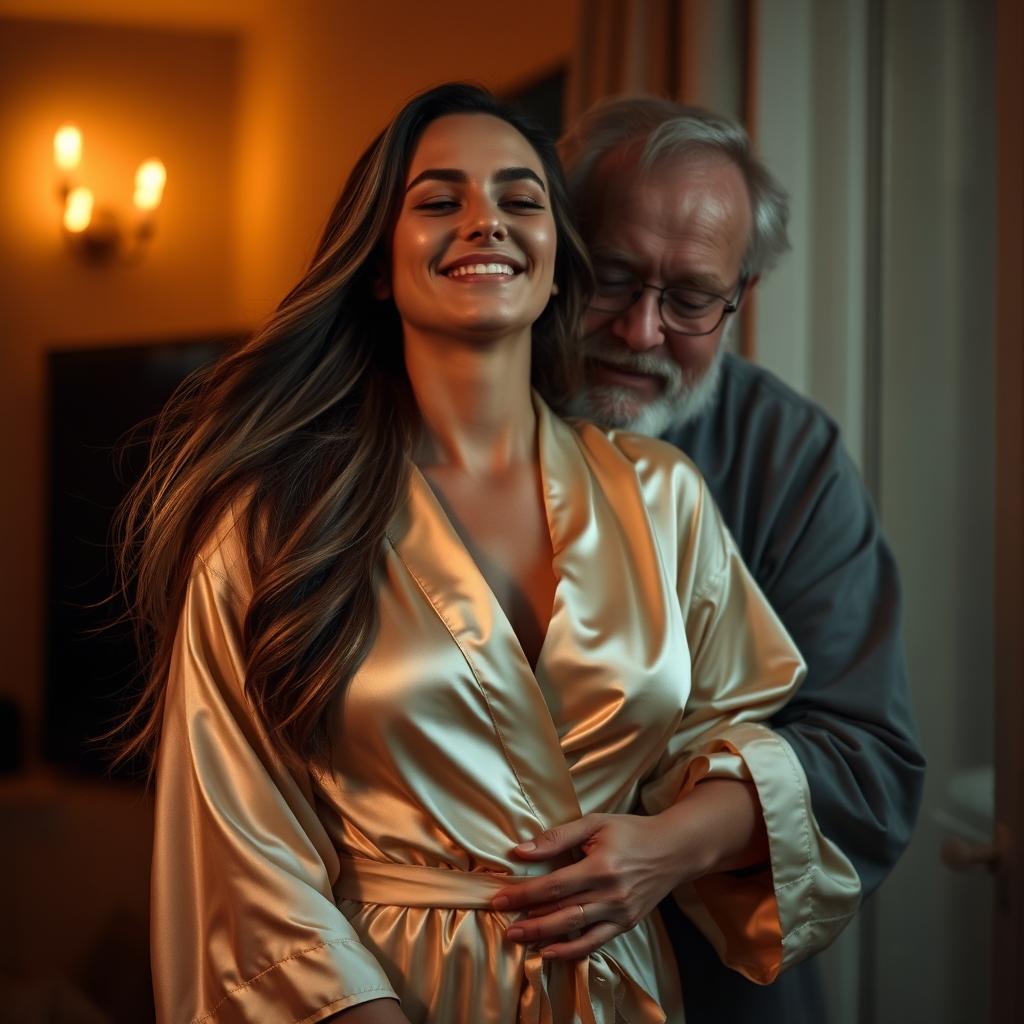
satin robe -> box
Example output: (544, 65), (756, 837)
(152, 396), (861, 1024)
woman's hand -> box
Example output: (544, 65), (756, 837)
(491, 778), (769, 960)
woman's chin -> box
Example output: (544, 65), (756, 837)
(412, 310), (538, 343)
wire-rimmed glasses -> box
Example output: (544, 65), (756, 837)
(589, 274), (748, 336)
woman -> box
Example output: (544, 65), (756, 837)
(119, 84), (859, 1023)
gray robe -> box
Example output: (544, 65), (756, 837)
(658, 353), (926, 1023)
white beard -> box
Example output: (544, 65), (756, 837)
(565, 325), (730, 437)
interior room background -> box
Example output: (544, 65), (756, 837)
(0, 1), (1016, 1022)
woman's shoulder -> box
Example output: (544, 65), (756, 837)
(562, 416), (717, 577)
(568, 416), (707, 502)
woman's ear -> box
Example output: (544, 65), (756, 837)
(550, 281), (560, 296)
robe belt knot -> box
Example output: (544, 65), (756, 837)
(334, 856), (666, 1024)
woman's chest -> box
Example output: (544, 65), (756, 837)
(333, 527), (693, 809)
(421, 464), (557, 669)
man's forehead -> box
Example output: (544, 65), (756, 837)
(589, 144), (750, 220)
(582, 143), (753, 280)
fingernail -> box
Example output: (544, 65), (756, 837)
(516, 841), (537, 852)
(541, 948), (557, 959)
(492, 895), (510, 910)
(506, 926), (523, 940)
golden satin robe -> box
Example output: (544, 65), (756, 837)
(152, 396), (861, 1024)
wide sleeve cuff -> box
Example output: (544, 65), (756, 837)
(189, 935), (398, 1024)
(660, 722), (862, 984)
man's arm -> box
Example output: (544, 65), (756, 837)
(759, 436), (925, 897)
(674, 361), (926, 901)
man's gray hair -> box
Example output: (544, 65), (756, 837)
(559, 95), (790, 277)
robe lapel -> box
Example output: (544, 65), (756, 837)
(533, 399), (688, 810)
(384, 394), (682, 836)
(386, 439), (583, 836)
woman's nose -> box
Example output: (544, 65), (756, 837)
(462, 201), (507, 242)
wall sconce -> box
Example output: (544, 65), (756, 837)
(54, 123), (167, 263)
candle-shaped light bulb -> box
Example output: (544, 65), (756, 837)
(133, 159), (166, 211)
(64, 187), (93, 232)
(54, 124), (82, 171)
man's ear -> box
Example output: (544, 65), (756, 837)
(739, 274), (760, 307)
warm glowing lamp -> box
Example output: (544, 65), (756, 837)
(63, 186), (94, 233)
(53, 124), (82, 172)
(133, 159), (167, 212)
(52, 122), (166, 261)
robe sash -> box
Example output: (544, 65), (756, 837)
(334, 857), (666, 1024)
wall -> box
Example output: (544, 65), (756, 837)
(874, 0), (995, 1020)
(0, 15), (244, 772)
(755, 5), (869, 1016)
(753, 0), (813, 399)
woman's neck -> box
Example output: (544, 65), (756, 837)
(404, 327), (536, 478)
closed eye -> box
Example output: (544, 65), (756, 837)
(595, 276), (638, 293)
(665, 289), (718, 313)
(415, 198), (461, 213)
(502, 197), (546, 211)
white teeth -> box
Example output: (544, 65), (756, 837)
(447, 262), (515, 277)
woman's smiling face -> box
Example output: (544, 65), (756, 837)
(386, 112), (558, 343)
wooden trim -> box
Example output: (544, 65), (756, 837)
(993, 0), (1024, 1019)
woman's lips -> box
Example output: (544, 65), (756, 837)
(446, 261), (516, 279)
(440, 255), (525, 280)
(443, 270), (518, 283)
(589, 359), (664, 398)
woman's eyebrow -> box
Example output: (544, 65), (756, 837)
(405, 167), (546, 192)
(493, 167), (546, 191)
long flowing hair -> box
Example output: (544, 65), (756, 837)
(113, 83), (593, 776)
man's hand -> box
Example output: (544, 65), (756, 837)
(491, 779), (769, 960)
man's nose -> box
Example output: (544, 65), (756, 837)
(611, 291), (665, 352)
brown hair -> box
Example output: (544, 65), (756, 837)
(113, 83), (593, 775)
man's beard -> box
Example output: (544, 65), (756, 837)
(565, 331), (728, 437)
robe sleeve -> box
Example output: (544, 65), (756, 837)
(760, 438), (924, 899)
(151, 531), (398, 1024)
(639, 474), (861, 985)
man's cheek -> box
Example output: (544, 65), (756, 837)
(667, 334), (717, 376)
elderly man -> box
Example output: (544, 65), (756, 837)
(559, 97), (925, 1023)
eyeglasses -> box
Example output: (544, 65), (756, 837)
(589, 273), (748, 336)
